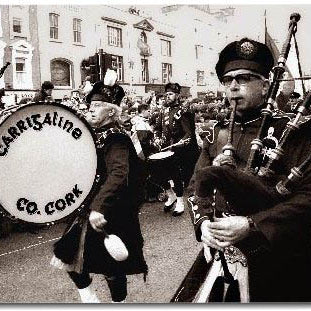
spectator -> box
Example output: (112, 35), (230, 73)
(33, 81), (54, 103)
(156, 93), (166, 109)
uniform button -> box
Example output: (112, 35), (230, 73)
(193, 205), (198, 211)
(195, 214), (201, 219)
(212, 202), (216, 207)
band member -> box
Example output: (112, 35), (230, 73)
(131, 103), (156, 158)
(52, 82), (148, 303)
(33, 81), (54, 103)
(175, 38), (311, 302)
(288, 91), (302, 112)
(154, 83), (199, 216)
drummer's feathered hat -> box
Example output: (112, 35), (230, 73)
(216, 37), (274, 80)
(86, 81), (125, 106)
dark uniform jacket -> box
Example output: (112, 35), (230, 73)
(56, 123), (148, 278)
(155, 104), (197, 147)
(154, 104), (200, 186)
(189, 112), (311, 302)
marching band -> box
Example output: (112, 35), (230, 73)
(1, 11), (311, 304)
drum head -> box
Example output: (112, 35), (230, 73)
(0, 103), (97, 224)
(148, 150), (174, 160)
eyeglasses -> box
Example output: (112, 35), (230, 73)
(221, 73), (264, 87)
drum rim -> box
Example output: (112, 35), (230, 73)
(0, 101), (100, 226)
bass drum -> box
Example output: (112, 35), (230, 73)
(0, 102), (98, 225)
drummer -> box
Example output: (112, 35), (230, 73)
(154, 83), (199, 216)
(53, 81), (148, 303)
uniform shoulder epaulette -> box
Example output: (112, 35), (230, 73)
(173, 105), (189, 120)
(96, 127), (128, 148)
(199, 120), (219, 144)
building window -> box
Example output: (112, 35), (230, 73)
(141, 59), (149, 83)
(73, 18), (81, 43)
(13, 18), (21, 33)
(51, 59), (71, 87)
(107, 26), (122, 47)
(161, 39), (171, 57)
(11, 40), (34, 89)
(16, 58), (26, 88)
(195, 45), (203, 59)
(197, 70), (205, 85)
(111, 55), (123, 82)
(49, 13), (59, 40)
(162, 63), (172, 84)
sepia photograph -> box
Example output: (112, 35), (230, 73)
(1, 1), (311, 304)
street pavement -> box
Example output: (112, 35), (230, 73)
(0, 201), (202, 303)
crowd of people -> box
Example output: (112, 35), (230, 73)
(1, 35), (311, 304)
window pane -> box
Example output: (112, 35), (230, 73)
(111, 55), (123, 82)
(13, 19), (21, 33)
(51, 60), (70, 86)
(197, 70), (204, 85)
(108, 26), (122, 47)
(162, 63), (172, 83)
(141, 59), (149, 83)
(161, 40), (171, 57)
(54, 15), (58, 27)
(73, 19), (81, 43)
(16, 63), (25, 72)
(49, 13), (59, 39)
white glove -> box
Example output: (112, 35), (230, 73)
(89, 211), (107, 232)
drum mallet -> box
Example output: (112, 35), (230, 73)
(161, 138), (191, 151)
(101, 228), (129, 261)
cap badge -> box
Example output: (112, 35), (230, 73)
(237, 40), (257, 59)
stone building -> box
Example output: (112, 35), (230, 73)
(0, 4), (242, 103)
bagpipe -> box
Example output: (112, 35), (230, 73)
(196, 91), (311, 216)
(172, 13), (311, 303)
(195, 12), (308, 219)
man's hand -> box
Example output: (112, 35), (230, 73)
(89, 211), (107, 232)
(201, 216), (250, 250)
(201, 219), (224, 251)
